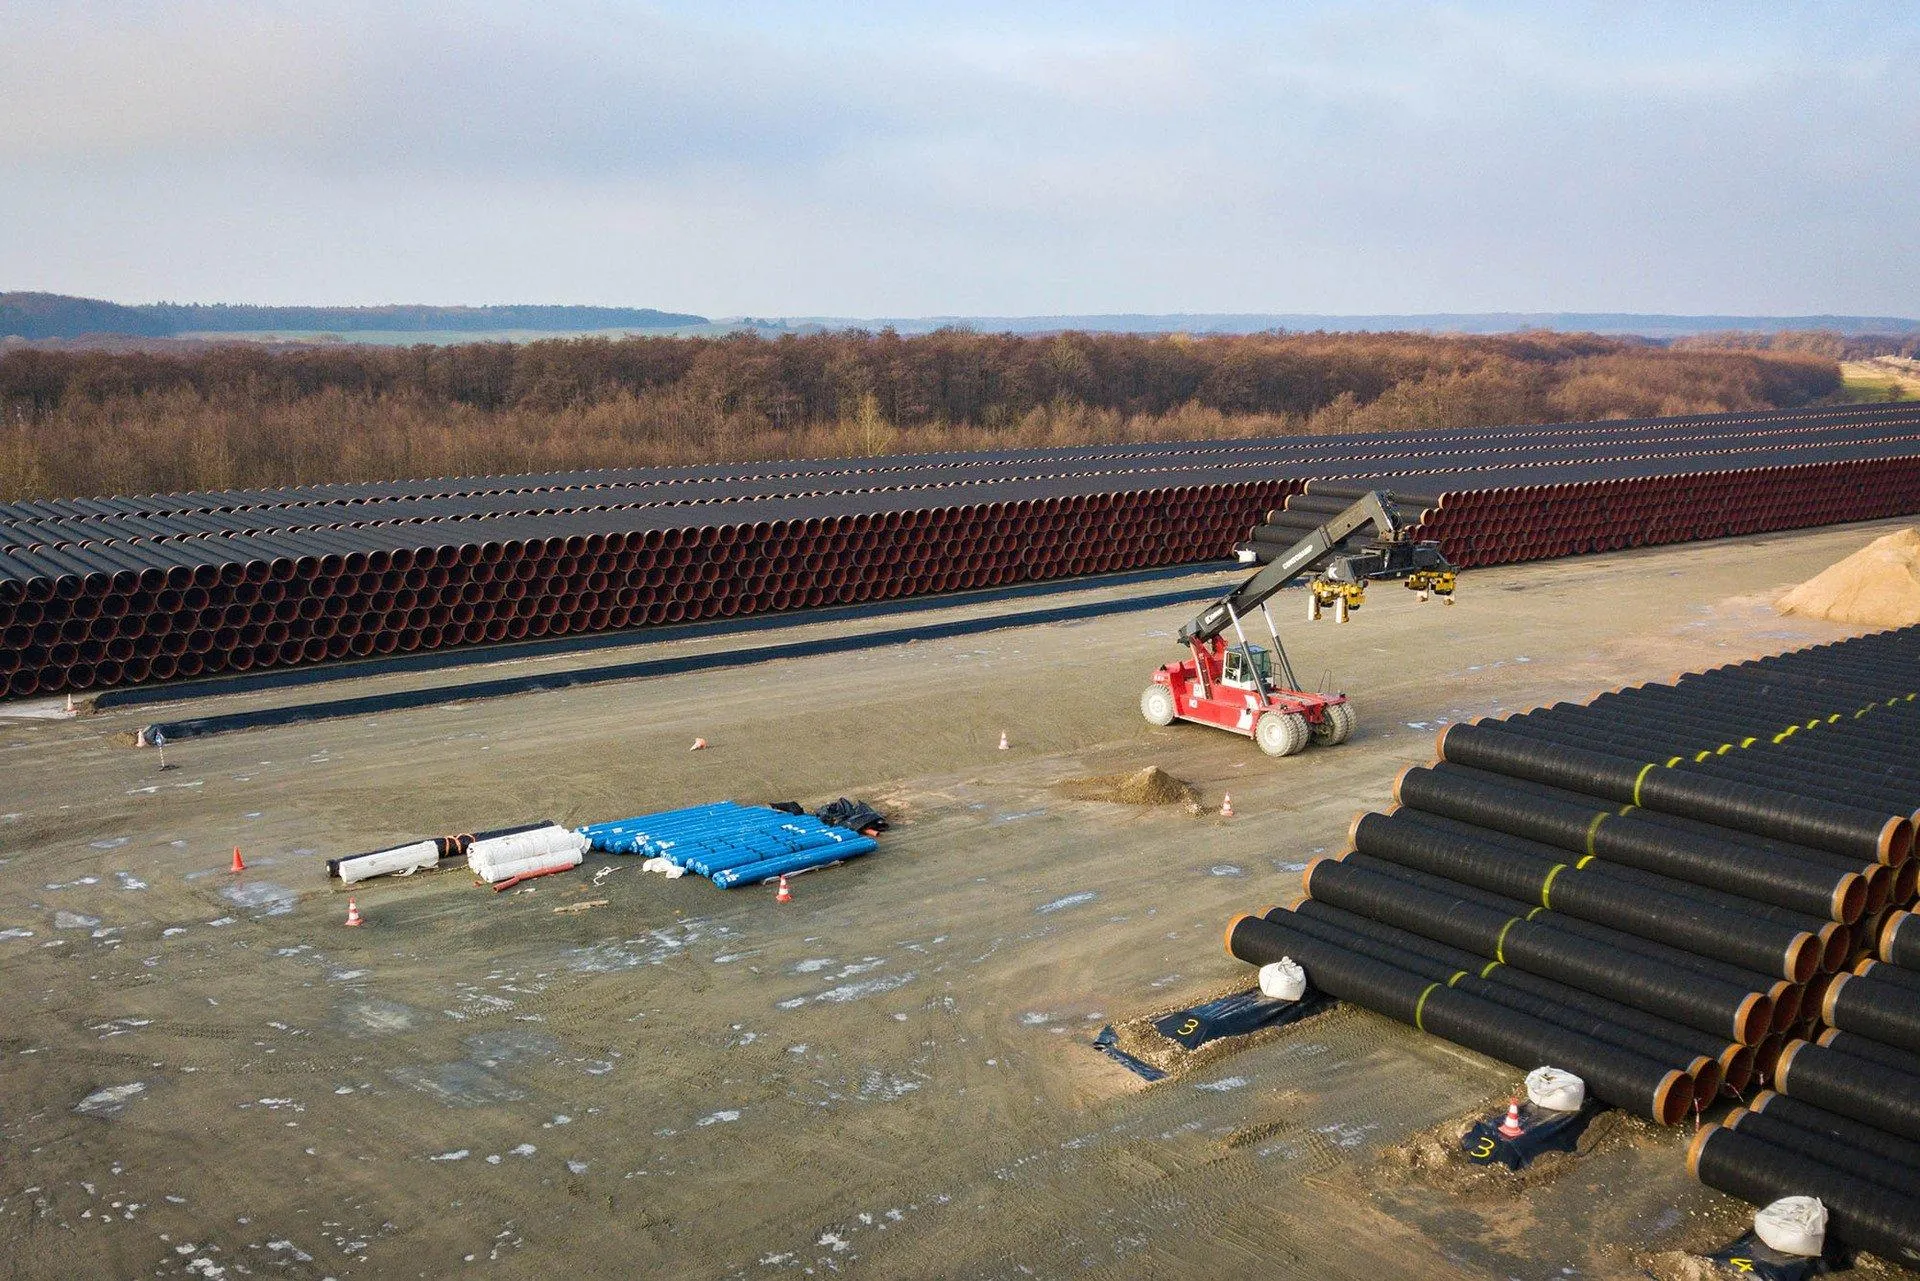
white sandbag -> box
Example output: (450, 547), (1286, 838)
(1258, 957), (1308, 1001)
(1525, 1066), (1586, 1113)
(468, 827), (588, 883)
(338, 839), (441, 884)
(1754, 1196), (1826, 1257)
(641, 857), (676, 873)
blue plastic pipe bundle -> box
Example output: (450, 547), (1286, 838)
(578, 802), (876, 887)
(1224, 624), (1920, 1268)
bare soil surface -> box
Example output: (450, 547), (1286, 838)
(3, 518), (1917, 1280)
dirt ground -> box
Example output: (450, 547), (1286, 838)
(2, 519), (1916, 1281)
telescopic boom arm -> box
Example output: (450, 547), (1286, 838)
(1177, 490), (1451, 645)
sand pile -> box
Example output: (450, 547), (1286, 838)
(1777, 528), (1920, 627)
(1057, 766), (1199, 809)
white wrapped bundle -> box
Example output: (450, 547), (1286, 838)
(468, 826), (588, 883)
(338, 839), (441, 884)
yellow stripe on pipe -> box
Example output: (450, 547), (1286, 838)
(1446, 970), (1468, 987)
(1633, 762), (1658, 806)
(1494, 917), (1522, 963)
(1584, 811), (1609, 858)
(1575, 853), (1596, 868)
(1413, 982), (1441, 1032)
(1480, 960), (1501, 978)
(1541, 863), (1568, 910)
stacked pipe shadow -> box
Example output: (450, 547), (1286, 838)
(1225, 626), (1920, 1265)
(6, 401), (1920, 702)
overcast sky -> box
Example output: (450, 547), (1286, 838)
(2, 1), (1915, 317)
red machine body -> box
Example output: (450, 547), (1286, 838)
(1144, 635), (1352, 756)
(1139, 489), (1448, 757)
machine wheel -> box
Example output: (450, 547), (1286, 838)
(1255, 710), (1310, 757)
(1140, 684), (1177, 726)
(1310, 701), (1357, 746)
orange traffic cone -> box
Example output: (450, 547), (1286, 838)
(1497, 1098), (1525, 1138)
(1220, 793), (1234, 818)
(344, 898), (364, 927)
(230, 846), (246, 873)
(690, 738), (709, 751)
(775, 875), (792, 904)
(997, 730), (1009, 751)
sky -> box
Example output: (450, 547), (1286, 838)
(2, 1), (1916, 317)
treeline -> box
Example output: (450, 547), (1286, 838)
(0, 292), (707, 340)
(1675, 331), (1920, 360)
(138, 302), (708, 334)
(0, 330), (1841, 501)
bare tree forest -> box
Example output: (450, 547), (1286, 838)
(0, 330), (1842, 501)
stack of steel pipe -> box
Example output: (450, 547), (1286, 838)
(1688, 892), (1920, 1267)
(1225, 625), (1920, 1261)
(7, 401), (1920, 702)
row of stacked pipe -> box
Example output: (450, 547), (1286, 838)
(1226, 626), (1920, 1266)
(6, 401), (1920, 702)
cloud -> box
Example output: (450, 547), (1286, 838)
(1, 1), (1915, 314)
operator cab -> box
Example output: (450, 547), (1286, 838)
(1220, 645), (1273, 692)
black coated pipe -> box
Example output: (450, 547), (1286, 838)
(1261, 904), (1721, 1101)
(1750, 1090), (1920, 1173)
(1436, 722), (1910, 865)
(1333, 850), (1796, 1022)
(1820, 971), (1920, 1056)
(1285, 899), (1753, 1090)
(1495, 709), (1920, 835)
(1352, 809), (1819, 981)
(1857, 958), (1920, 995)
(1774, 1039), (1920, 1143)
(1395, 763), (1867, 923)
(1815, 1027), (1920, 1075)
(1885, 910), (1919, 968)
(1225, 912), (1692, 1124)
(1689, 1123), (1920, 1267)
(1305, 856), (1771, 1043)
(1725, 1106), (1920, 1197)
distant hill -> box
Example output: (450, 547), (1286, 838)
(0, 292), (175, 339)
(0, 293), (708, 340)
(767, 312), (1920, 338)
(10, 293), (1919, 344)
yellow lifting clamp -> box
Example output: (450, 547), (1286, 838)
(1405, 568), (1457, 603)
(1308, 576), (1369, 623)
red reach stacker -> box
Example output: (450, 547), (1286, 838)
(1141, 490), (1455, 756)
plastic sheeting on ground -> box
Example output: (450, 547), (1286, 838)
(1150, 988), (1330, 1050)
(1459, 1099), (1600, 1171)
(578, 802), (877, 888)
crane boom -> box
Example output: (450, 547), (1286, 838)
(1178, 490), (1446, 645)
